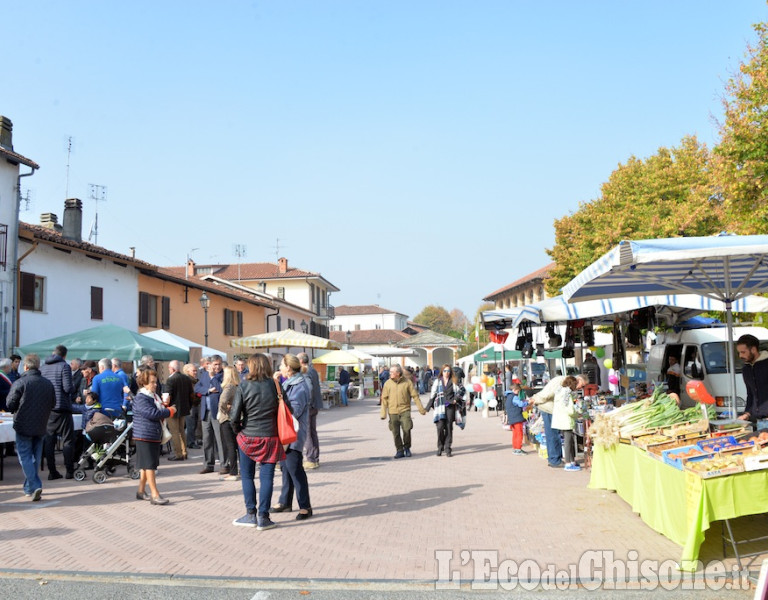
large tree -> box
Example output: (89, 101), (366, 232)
(413, 305), (453, 334)
(450, 308), (469, 332)
(713, 21), (768, 233)
(546, 136), (724, 295)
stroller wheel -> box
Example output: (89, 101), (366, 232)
(92, 470), (108, 484)
(73, 469), (87, 482)
(128, 467), (140, 480)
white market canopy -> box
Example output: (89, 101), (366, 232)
(143, 329), (229, 362)
(230, 329), (342, 350)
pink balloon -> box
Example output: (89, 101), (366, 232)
(473, 383), (482, 393)
(608, 374), (619, 385)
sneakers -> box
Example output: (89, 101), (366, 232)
(303, 461), (320, 470)
(393, 450), (405, 459)
(222, 474), (241, 481)
(511, 448), (526, 455)
(257, 516), (277, 531)
(403, 448), (412, 458)
(32, 488), (42, 502)
(564, 463), (582, 472)
(233, 512), (257, 527)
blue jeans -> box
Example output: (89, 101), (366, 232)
(239, 449), (276, 517)
(278, 448), (311, 510)
(340, 384), (349, 406)
(541, 411), (562, 466)
(16, 433), (44, 495)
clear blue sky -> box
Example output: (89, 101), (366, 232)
(4, 1), (767, 324)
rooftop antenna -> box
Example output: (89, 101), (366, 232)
(19, 189), (32, 212)
(65, 136), (73, 199)
(186, 247), (199, 280)
(233, 243), (247, 281)
(87, 183), (107, 245)
(273, 238), (287, 275)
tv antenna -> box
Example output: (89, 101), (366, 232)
(88, 184), (107, 245)
(19, 189), (32, 212)
(64, 136), (74, 199)
(233, 244), (248, 281)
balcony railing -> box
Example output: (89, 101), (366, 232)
(312, 303), (335, 319)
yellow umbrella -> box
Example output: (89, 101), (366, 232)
(230, 329), (342, 350)
(313, 349), (373, 365)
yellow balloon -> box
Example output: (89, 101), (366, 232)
(353, 366), (359, 373)
(487, 377), (496, 386)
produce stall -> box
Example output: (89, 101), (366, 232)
(588, 388), (768, 571)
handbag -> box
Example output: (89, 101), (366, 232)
(275, 381), (298, 446)
(160, 420), (172, 444)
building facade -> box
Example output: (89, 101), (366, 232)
(483, 263), (555, 310)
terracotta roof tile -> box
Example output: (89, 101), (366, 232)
(333, 305), (401, 316)
(329, 329), (411, 345)
(482, 262), (555, 301)
(19, 222), (155, 269)
(0, 147), (39, 169)
(163, 261), (339, 291)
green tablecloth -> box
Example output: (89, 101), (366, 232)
(590, 443), (768, 571)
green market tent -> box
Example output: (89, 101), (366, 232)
(473, 348), (562, 362)
(18, 324), (189, 361)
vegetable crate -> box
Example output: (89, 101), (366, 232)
(744, 453), (768, 472)
(662, 445), (713, 470)
(685, 455), (745, 478)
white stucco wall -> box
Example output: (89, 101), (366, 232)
(0, 163), (20, 355)
(18, 240), (139, 346)
(331, 312), (408, 331)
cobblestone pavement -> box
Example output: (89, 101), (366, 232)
(0, 395), (754, 587)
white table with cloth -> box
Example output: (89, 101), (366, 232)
(0, 413), (82, 480)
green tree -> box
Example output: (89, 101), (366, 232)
(714, 22), (768, 233)
(546, 136), (723, 295)
(413, 305), (453, 334)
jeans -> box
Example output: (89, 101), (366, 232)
(303, 406), (319, 463)
(219, 421), (239, 476)
(340, 384), (349, 406)
(278, 448), (311, 510)
(541, 411), (562, 466)
(16, 433), (44, 495)
(239, 449), (276, 517)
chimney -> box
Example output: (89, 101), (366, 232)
(40, 213), (62, 232)
(62, 198), (83, 242)
(186, 259), (196, 278)
(278, 257), (288, 274)
(0, 116), (13, 150)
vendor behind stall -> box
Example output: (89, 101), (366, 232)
(736, 334), (768, 425)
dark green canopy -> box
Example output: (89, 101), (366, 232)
(18, 324), (189, 361)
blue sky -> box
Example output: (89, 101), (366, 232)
(4, 1), (767, 324)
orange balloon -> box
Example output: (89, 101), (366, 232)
(686, 380), (716, 405)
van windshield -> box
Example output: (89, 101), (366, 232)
(700, 341), (768, 374)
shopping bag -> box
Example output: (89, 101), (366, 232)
(275, 381), (297, 446)
(455, 410), (465, 430)
(160, 420), (173, 444)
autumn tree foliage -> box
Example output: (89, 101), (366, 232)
(413, 305), (453, 334)
(713, 22), (768, 233)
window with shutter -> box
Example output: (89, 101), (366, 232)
(224, 308), (234, 335)
(139, 292), (158, 327)
(20, 272), (35, 310)
(161, 296), (171, 329)
(91, 286), (103, 320)
(236, 311), (243, 336)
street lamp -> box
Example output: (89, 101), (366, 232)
(301, 319), (308, 334)
(199, 291), (210, 346)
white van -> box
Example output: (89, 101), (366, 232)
(646, 325), (768, 415)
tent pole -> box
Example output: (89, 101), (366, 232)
(726, 303), (738, 419)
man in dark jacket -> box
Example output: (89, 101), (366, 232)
(7, 353), (55, 500)
(40, 345), (75, 479)
(737, 334), (768, 424)
(194, 355), (224, 474)
(298, 353), (322, 469)
(164, 360), (194, 461)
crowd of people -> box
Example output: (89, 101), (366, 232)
(1, 346), (324, 531)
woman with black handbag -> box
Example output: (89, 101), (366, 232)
(426, 364), (465, 457)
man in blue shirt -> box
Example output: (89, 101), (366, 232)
(91, 358), (127, 416)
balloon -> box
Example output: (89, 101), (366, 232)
(595, 347), (605, 358)
(603, 359), (613, 369)
(473, 383), (482, 393)
(588, 347), (597, 353)
(480, 375), (488, 384)
(608, 374), (619, 385)
(487, 377), (496, 387)
(686, 380), (716, 404)
(482, 390), (496, 401)
(353, 367), (359, 373)
(474, 398), (485, 408)
(471, 376), (481, 384)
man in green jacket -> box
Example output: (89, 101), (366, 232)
(380, 365), (426, 459)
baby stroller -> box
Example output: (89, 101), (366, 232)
(73, 406), (139, 484)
